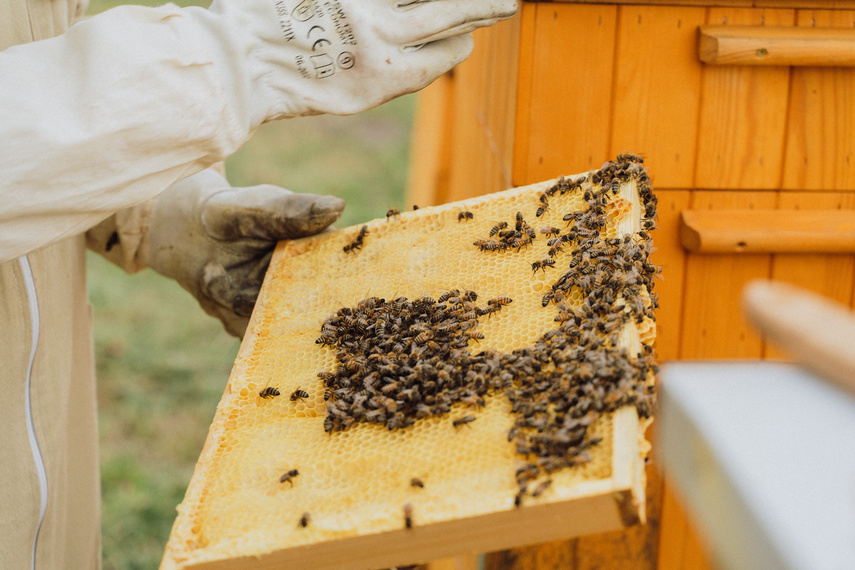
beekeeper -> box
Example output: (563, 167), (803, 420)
(0, 0), (517, 567)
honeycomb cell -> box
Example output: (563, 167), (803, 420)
(163, 159), (659, 569)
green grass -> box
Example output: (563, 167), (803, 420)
(85, 3), (415, 567)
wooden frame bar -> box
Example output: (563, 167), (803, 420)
(680, 209), (855, 253)
(699, 25), (855, 66)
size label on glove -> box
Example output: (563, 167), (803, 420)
(273, 0), (358, 80)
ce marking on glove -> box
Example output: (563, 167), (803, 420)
(305, 25), (355, 77)
(308, 25), (332, 51)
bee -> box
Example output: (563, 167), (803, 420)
(540, 226), (560, 237)
(414, 331), (434, 345)
(461, 392), (486, 409)
(438, 290), (459, 303)
(490, 221), (508, 237)
(617, 153), (644, 164)
(386, 208), (400, 219)
(458, 210), (474, 222)
(465, 331), (485, 343)
(259, 382), (280, 399)
(290, 387), (309, 401)
(299, 512), (310, 528)
(412, 204), (420, 210)
(488, 296), (513, 307)
(410, 477), (425, 488)
(279, 469), (299, 486)
(532, 479), (553, 498)
(514, 484), (528, 508)
(536, 193), (550, 217)
(323, 387), (334, 401)
(404, 503), (414, 529)
(452, 415), (477, 428)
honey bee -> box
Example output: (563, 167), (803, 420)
(488, 296), (513, 307)
(299, 512), (310, 528)
(514, 487), (526, 508)
(490, 221), (508, 237)
(540, 226), (560, 237)
(532, 479), (553, 498)
(259, 384), (280, 399)
(458, 210), (474, 222)
(386, 208), (400, 219)
(410, 477), (425, 488)
(323, 387), (334, 401)
(452, 415), (477, 428)
(404, 503), (414, 529)
(412, 204), (420, 210)
(617, 153), (644, 164)
(465, 331), (485, 343)
(279, 469), (299, 486)
(290, 387), (309, 401)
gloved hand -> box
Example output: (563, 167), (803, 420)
(143, 169), (344, 337)
(195, 0), (518, 126)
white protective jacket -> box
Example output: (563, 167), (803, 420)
(0, 1), (517, 566)
(0, 2), (263, 568)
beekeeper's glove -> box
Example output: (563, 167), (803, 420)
(143, 169), (343, 337)
(198, 0), (517, 127)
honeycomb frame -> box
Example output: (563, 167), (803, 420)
(161, 164), (656, 570)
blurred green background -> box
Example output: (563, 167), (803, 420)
(86, 2), (415, 567)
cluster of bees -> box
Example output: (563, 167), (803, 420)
(279, 155), (658, 526)
(494, 155), (659, 499)
(315, 291), (511, 434)
(473, 211), (537, 252)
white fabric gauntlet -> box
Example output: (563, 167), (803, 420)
(196, 0), (518, 126)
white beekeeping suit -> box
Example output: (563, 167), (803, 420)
(0, 0), (517, 567)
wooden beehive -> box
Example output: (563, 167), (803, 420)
(160, 159), (658, 570)
(409, 5), (855, 567)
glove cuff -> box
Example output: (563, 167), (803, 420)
(85, 197), (157, 274)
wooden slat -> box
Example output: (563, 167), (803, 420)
(512, 3), (618, 186)
(511, 2), (538, 187)
(782, 10), (855, 191)
(680, 209), (855, 253)
(426, 555), (479, 570)
(699, 25), (855, 66)
(446, 15), (521, 202)
(609, 6), (705, 189)
(650, 191), (691, 362)
(679, 191), (777, 359)
(574, 459), (661, 570)
(694, 8), (794, 190)
(765, 192), (855, 358)
(656, 483), (688, 570)
(407, 74), (454, 208)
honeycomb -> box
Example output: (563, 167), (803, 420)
(161, 158), (658, 570)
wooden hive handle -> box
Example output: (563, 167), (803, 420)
(743, 280), (855, 399)
(680, 209), (855, 254)
(698, 25), (855, 66)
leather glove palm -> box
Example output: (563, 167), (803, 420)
(144, 169), (343, 337)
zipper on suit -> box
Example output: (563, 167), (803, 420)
(19, 256), (48, 570)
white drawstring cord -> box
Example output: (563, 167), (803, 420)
(19, 255), (48, 570)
